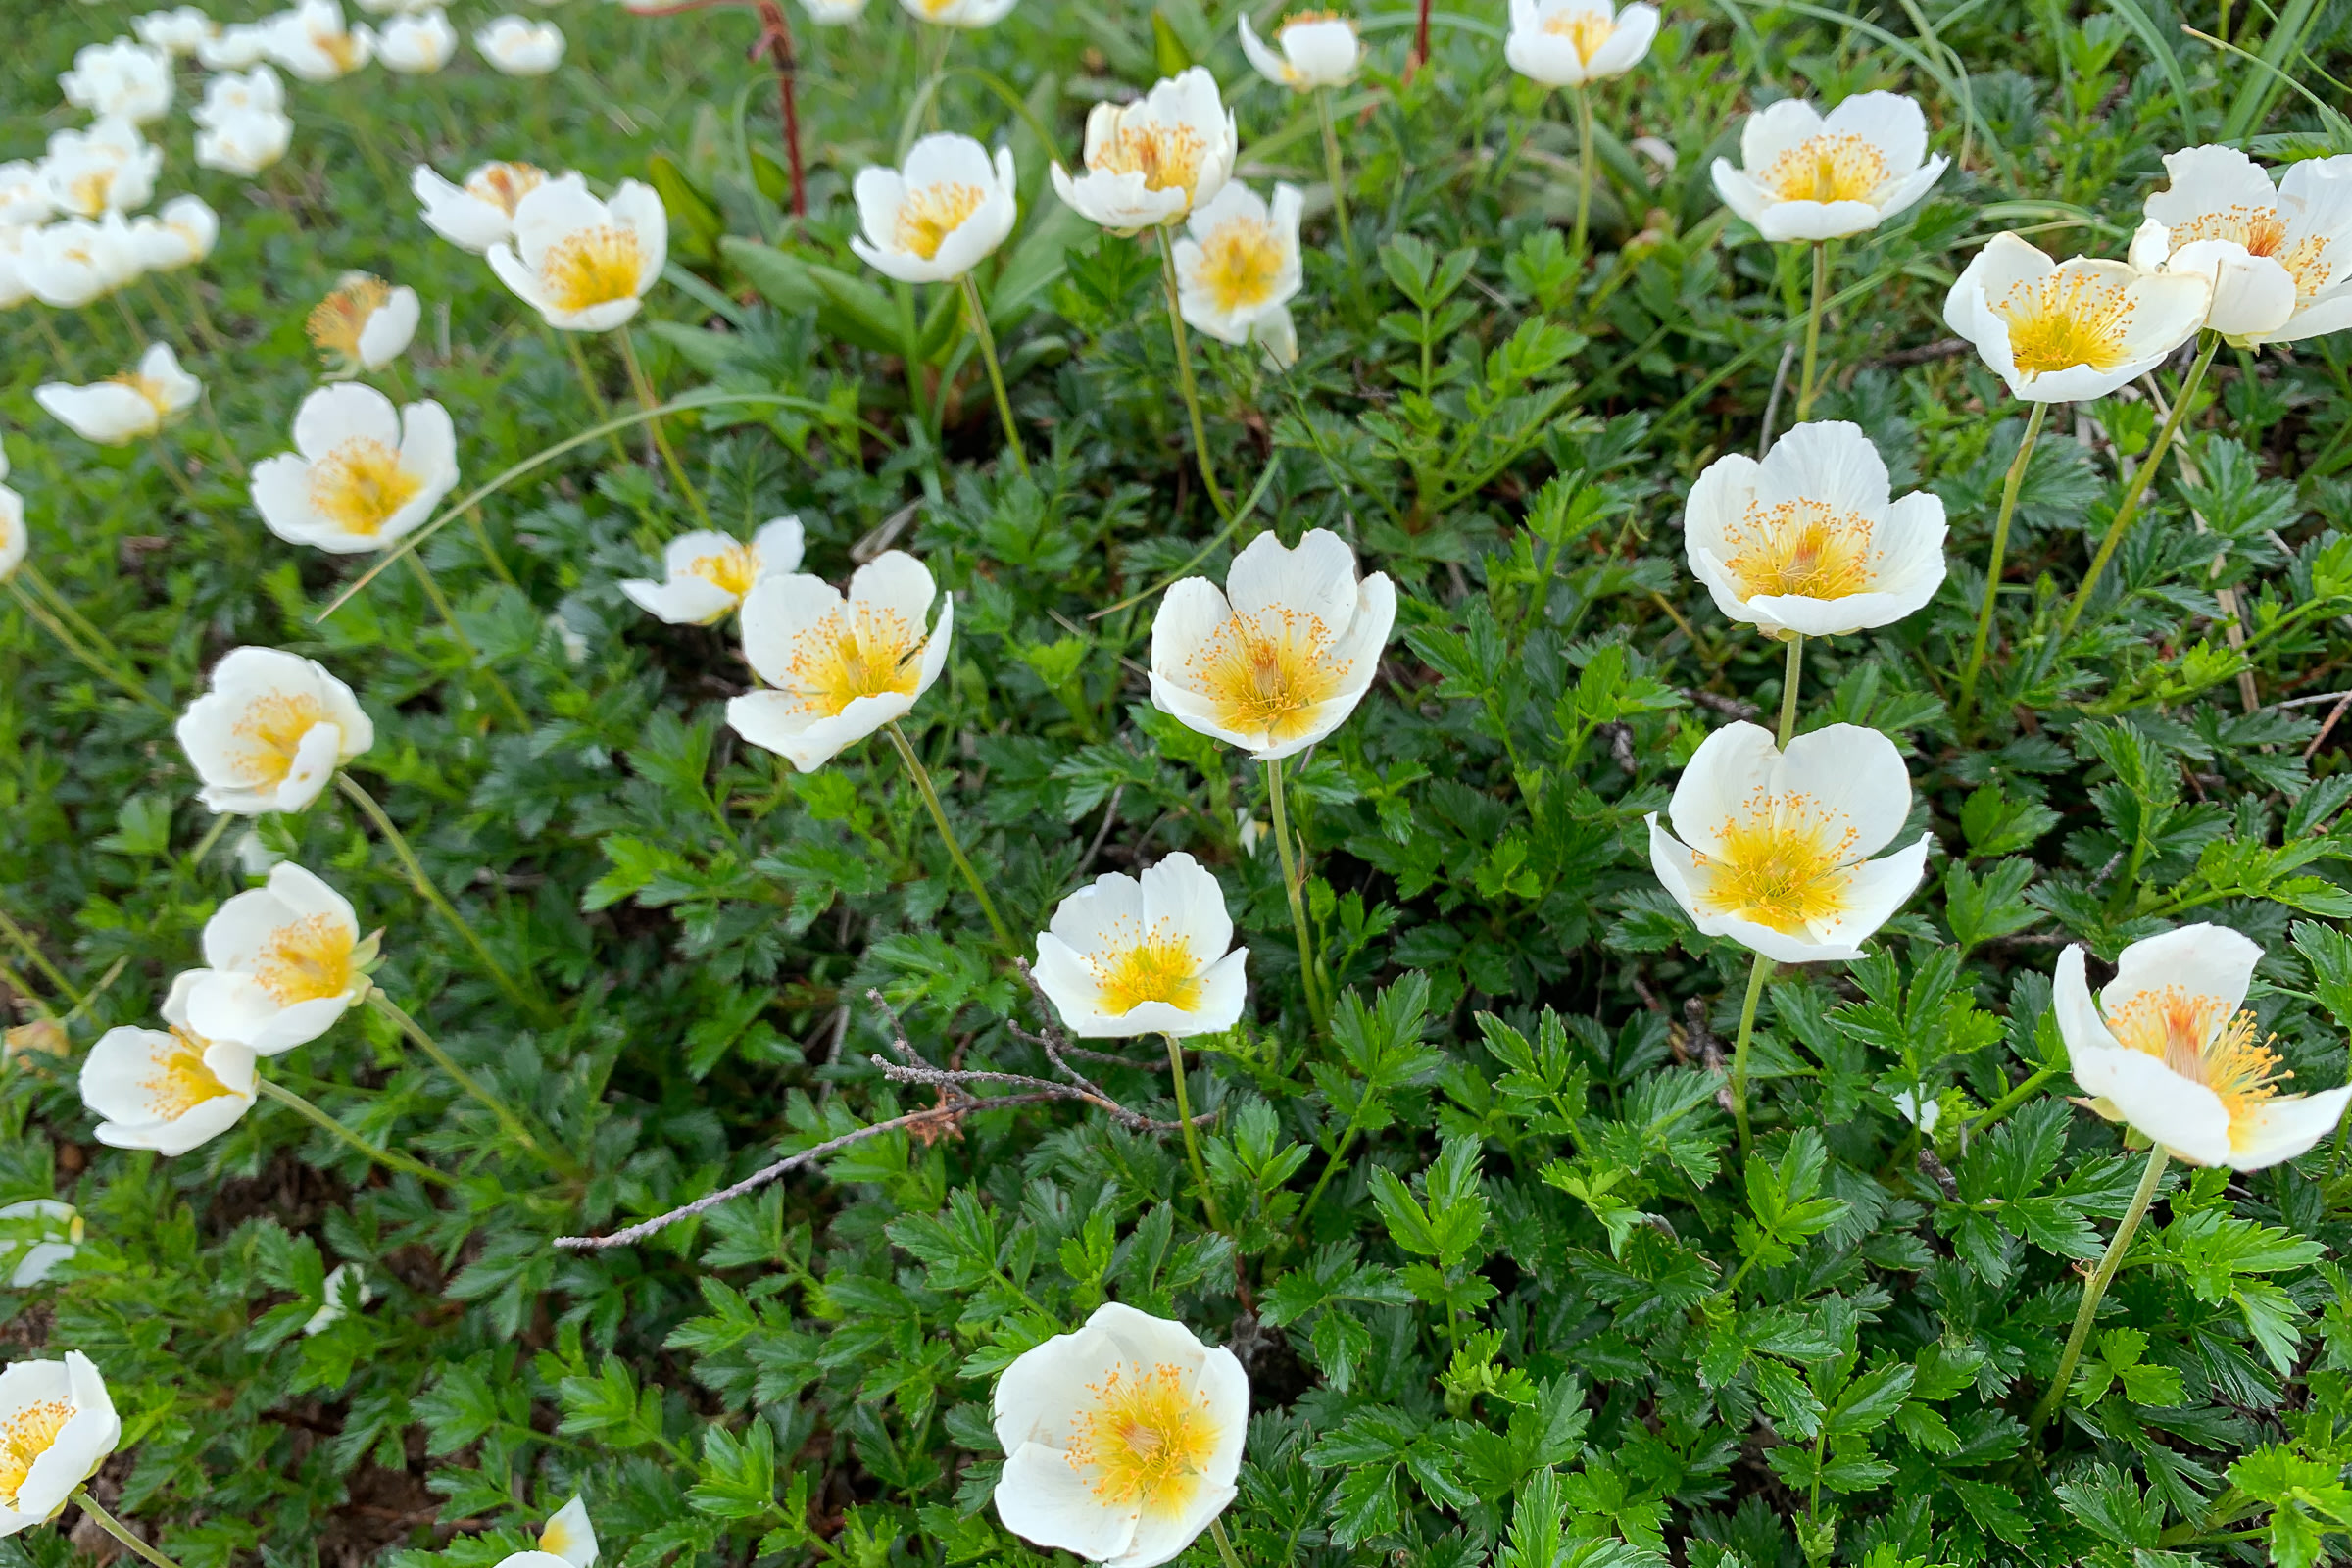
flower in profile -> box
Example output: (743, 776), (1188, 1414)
(196, 109), (295, 177)
(42, 119), (161, 217)
(1150, 529), (1396, 760)
(135, 7), (219, 55)
(195, 64), (286, 125)
(1944, 233), (2210, 403)
(1034, 854), (1249, 1039)
(197, 22), (279, 70)
(184, 862), (375, 1054)
(2056, 925), (2352, 1170)
(131, 194), (220, 271)
(0, 1200), (82, 1289)
(896, 0), (1018, 25)
(16, 214), (143, 308)
(1238, 11), (1364, 90)
(1710, 91), (1949, 242)
(992, 1302), (1247, 1568)
(268, 0), (375, 80)
(175, 647), (374, 815)
(60, 39), (174, 124)
(1647, 720), (1932, 963)
(308, 272), (421, 373)
(304, 1263), (371, 1334)
(488, 175), (666, 330)
(251, 384), (457, 554)
(0, 162), (53, 230)
(1682, 420), (1947, 637)
(412, 161), (549, 252)
(1174, 181), (1303, 367)
(620, 515), (805, 625)
(801, 0), (867, 22)
(374, 7), (458, 72)
(2128, 145), (2352, 346)
(849, 134), (1018, 284)
(1504, 0), (1661, 87)
(0, 1351), (120, 1532)
(1053, 68), (1238, 231)
(80, 975), (259, 1156)
(726, 551), (954, 771)
(475, 15), (564, 75)
(33, 343), (200, 445)
(539, 1496), (600, 1568)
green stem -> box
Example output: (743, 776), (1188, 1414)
(1570, 85), (1595, 270)
(6, 579), (167, 713)
(1265, 757), (1329, 1033)
(1154, 226), (1232, 519)
(0, 906), (82, 1008)
(403, 554), (531, 731)
(111, 289), (150, 348)
(618, 328), (715, 529)
(956, 273), (1030, 480)
(1794, 240), (1830, 421)
(2060, 332), (2221, 639)
(149, 434), (203, 508)
(1296, 1115), (1359, 1232)
(883, 721), (1014, 951)
(1209, 1517), (1248, 1568)
(554, 324), (627, 463)
(1727, 951), (1771, 1154)
(2031, 1145), (2168, 1437)
(461, 505), (521, 590)
(71, 1490), (186, 1568)
(1968, 1066), (2057, 1135)
(1777, 632), (1804, 746)
(1957, 399), (2049, 727)
(34, 310), (82, 380)
(195, 387), (247, 478)
(177, 273), (222, 354)
(367, 992), (578, 1177)
(1164, 1033), (1225, 1231)
(255, 1077), (456, 1187)
(1317, 87), (1360, 271)
(138, 278), (190, 352)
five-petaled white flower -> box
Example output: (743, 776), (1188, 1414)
(195, 64), (286, 125)
(184, 862), (375, 1054)
(1175, 181), (1304, 368)
(176, 646), (374, 815)
(896, 0), (1018, 25)
(1682, 420), (1947, 638)
(489, 175), (666, 331)
(34, 343), (200, 446)
(1053, 68), (1238, 231)
(412, 160), (550, 253)
(992, 1302), (1248, 1568)
(43, 118), (161, 218)
(1944, 232), (2210, 403)
(726, 551), (954, 771)
(374, 7), (458, 72)
(1034, 854), (1249, 1039)
(1238, 11), (1364, 90)
(135, 6), (219, 55)
(0, 1351), (120, 1533)
(621, 515), (806, 626)
(196, 108), (295, 177)
(269, 0), (376, 80)
(1504, 0), (1661, 88)
(2127, 144), (2352, 347)
(60, 39), (174, 124)
(1150, 528), (1396, 761)
(198, 22), (278, 70)
(1647, 720), (1933, 963)
(0, 162), (53, 230)
(132, 194), (220, 271)
(850, 134), (1018, 284)
(80, 974), (259, 1156)
(1711, 91), (1949, 241)
(2056, 925), (2352, 1170)
(474, 15), (564, 75)
(251, 384), (457, 554)
(308, 272), (421, 373)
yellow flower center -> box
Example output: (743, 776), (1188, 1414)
(1993, 270), (2137, 376)
(309, 437), (423, 537)
(1688, 795), (1860, 934)
(688, 545), (759, 599)
(1193, 216), (1285, 314)
(107, 370), (178, 417)
(231, 691), (331, 785)
(1722, 498), (1878, 601)
(253, 914), (356, 1004)
(1086, 923), (1205, 1015)
(1761, 132), (1891, 204)
(139, 1028), (238, 1120)
(466, 162), (546, 216)
(894, 181), (985, 260)
(539, 224), (644, 313)
(775, 605), (925, 718)
(67, 168), (115, 216)
(315, 25), (362, 70)
(541, 1521), (579, 1557)
(1091, 119), (1207, 198)
(307, 273), (392, 360)
(1188, 609), (1348, 744)
(2105, 986), (2285, 1148)
(0, 1398), (73, 1508)
(1063, 1363), (1221, 1516)
(1542, 7), (1616, 63)
(2167, 204), (2335, 306)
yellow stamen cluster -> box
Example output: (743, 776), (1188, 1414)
(67, 169), (114, 216)
(307, 272), (393, 360)
(1761, 132), (1891, 204)
(688, 544), (759, 599)
(1188, 609), (1346, 744)
(1722, 499), (1878, 601)
(309, 436), (423, 536)
(0, 1398), (73, 1508)
(1063, 1363), (1220, 1515)
(231, 690), (331, 785)
(107, 369), (178, 416)
(894, 181), (985, 260)
(779, 607), (924, 718)
(1689, 794), (1860, 934)
(252, 914), (356, 1004)
(1086, 923), (1205, 1014)
(1542, 6), (1617, 62)
(1994, 270), (2136, 375)
(466, 162), (547, 216)
(2169, 204), (2334, 305)
(1193, 216), (1285, 314)
(141, 1029), (237, 1119)
(2105, 985), (2286, 1145)
(1091, 121), (1207, 197)
(539, 224), (644, 313)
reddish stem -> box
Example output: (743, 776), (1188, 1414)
(753, 1), (808, 218)
(1413, 0), (1432, 73)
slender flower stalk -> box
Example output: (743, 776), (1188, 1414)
(255, 1076), (456, 1187)
(1209, 1518), (1249, 1568)
(1957, 400), (2049, 724)
(149, 435), (203, 507)
(1163, 1033), (1225, 1230)
(177, 274), (222, 353)
(195, 388), (246, 478)
(2032, 1146), (2169, 1436)
(1265, 758), (1330, 1032)
(1722, 633), (1805, 1150)
(402, 554), (531, 730)
(883, 720), (1015, 950)
(6, 578), (167, 713)
(617, 328), (715, 528)
(1570, 85), (1596, 269)
(2060, 332), (2221, 639)
(0, 904), (83, 1006)
(35, 311), (83, 380)
(1794, 241), (1830, 421)
(1316, 86), (1359, 271)
(1155, 227), (1232, 518)
(368, 992), (578, 1176)
(552, 324), (627, 462)
(957, 274), (1029, 479)
(72, 1490), (187, 1568)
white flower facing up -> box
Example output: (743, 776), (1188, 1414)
(195, 64), (287, 126)
(135, 7), (219, 55)
(132, 194), (220, 271)
(251, 384), (458, 554)
(539, 1495), (600, 1568)
(0, 1200), (82, 1289)
(2128, 145), (2352, 347)
(1944, 232), (2211, 403)
(488, 176), (667, 331)
(184, 862), (375, 1054)
(1504, 0), (1661, 88)
(896, 0), (1019, 25)
(175, 646), (374, 815)
(1150, 529), (1396, 761)
(992, 1302), (1248, 1568)
(374, 7), (458, 72)
(308, 272), (421, 373)
(198, 22), (279, 70)
(1710, 92), (1950, 242)
(620, 515), (806, 625)
(1647, 720), (1933, 963)
(2056, 925), (2352, 1170)
(849, 134), (1018, 284)
(1682, 420), (1948, 637)
(196, 108), (295, 177)
(1238, 11), (1364, 90)
(1034, 854), (1249, 1039)
(801, 0), (868, 22)
(412, 161), (549, 252)
(304, 1263), (372, 1335)
(269, 0), (375, 80)
(42, 119), (161, 218)
(33, 343), (200, 446)
(726, 551), (954, 771)
(60, 39), (174, 124)
(475, 15), (564, 75)
(0, 162), (52, 229)
(0, 1352), (120, 1533)
(80, 974), (259, 1156)
(1053, 68), (1238, 231)
(1174, 181), (1303, 366)
(16, 214), (143, 308)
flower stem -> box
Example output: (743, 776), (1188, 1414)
(618, 327), (715, 529)
(1317, 86), (1360, 272)
(255, 1077), (456, 1187)
(1794, 240), (1830, 422)
(956, 274), (1030, 480)
(2032, 1145), (2169, 1437)
(1726, 950), (1771, 1154)
(2060, 331), (2221, 640)
(34, 310), (82, 380)
(1777, 632), (1804, 746)
(552, 323), (627, 463)
(403, 553), (531, 731)
(1209, 1517), (1248, 1568)
(1569, 85), (1595, 270)
(6, 578), (167, 713)
(1154, 226), (1231, 519)
(0, 905), (82, 1008)
(1164, 1033), (1225, 1231)
(1264, 757), (1330, 1034)
(177, 274), (223, 354)
(138, 278), (190, 352)
(149, 434), (204, 509)
(1957, 399), (2048, 727)
(883, 720), (1014, 951)
(367, 992), (577, 1177)
(72, 1490), (186, 1568)
(195, 387), (247, 478)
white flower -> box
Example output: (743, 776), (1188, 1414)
(849, 134), (1018, 284)
(1149, 528), (1395, 761)
(474, 15), (564, 75)
(198, 22), (279, 69)
(620, 515), (806, 625)
(269, 0), (374, 79)
(196, 108), (295, 177)
(488, 175), (666, 331)
(1504, 0), (1660, 87)
(1052, 69), (1238, 231)
(539, 1496), (600, 1568)
(307, 272), (420, 372)
(132, 194), (220, 271)
(1681, 420), (1947, 638)
(1889, 1088), (1939, 1134)
(412, 161), (550, 253)
(2127, 145), (2352, 347)
(1238, 11), (1363, 90)
(2056, 926), (2352, 1171)
(61, 39), (174, 124)
(1710, 92), (1949, 242)
(81, 975), (259, 1156)
(992, 1302), (1247, 1568)
(357, 0), (438, 11)
(251, 384), (457, 554)
(0, 468), (24, 585)
(16, 214), (144, 307)
(34, 344), (201, 446)
(375, 7), (457, 71)
(43, 119), (161, 217)
(135, 7), (220, 54)
(0, 162), (53, 229)
(0, 1352), (120, 1532)
(0, 1200), (82, 1289)
(183, 862), (374, 1053)
(1034, 854), (1249, 1039)
(897, 0), (1018, 25)
(194, 65), (286, 126)
(725, 550), (954, 772)
(801, 0), (867, 22)
(1646, 720), (1932, 964)
(304, 1263), (371, 1334)
(1943, 233), (2210, 403)
(0, 230), (27, 313)
(175, 646), (374, 815)
(1174, 181), (1302, 361)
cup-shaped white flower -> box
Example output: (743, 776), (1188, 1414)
(184, 862), (374, 1054)
(307, 272), (420, 373)
(133, 194), (220, 271)
(0, 477), (24, 584)
(175, 646), (374, 815)
(2127, 145), (2352, 346)
(43, 119), (161, 218)
(196, 108), (295, 177)
(81, 975), (259, 1156)
(61, 39), (174, 124)
(1682, 420), (1947, 637)
(136, 6), (220, 55)
(1944, 233), (2210, 403)
(2055, 926), (2352, 1170)
(33, 343), (200, 446)
(413, 161), (549, 252)
(269, 0), (374, 80)
(725, 551), (954, 771)
(1174, 181), (1302, 355)
(0, 162), (52, 230)
(1504, 0), (1660, 87)
(376, 7), (458, 71)
(304, 1263), (372, 1334)
(992, 1302), (1247, 1568)
(1710, 92), (1949, 242)
(538, 1496), (599, 1568)
(475, 15), (564, 75)
(1034, 854), (1249, 1039)
(1646, 720), (1932, 963)
(194, 64), (286, 126)
(621, 515), (805, 625)
(18, 214), (144, 308)
(1052, 68), (1238, 231)
(897, 0), (1018, 25)
(198, 23), (278, 70)
(488, 176), (666, 330)
(0, 1352), (120, 1532)
(1150, 528), (1396, 761)
(850, 135), (1018, 284)
(1238, 11), (1364, 89)
(0, 1200), (82, 1289)
(802, 0), (867, 21)
(250, 384), (457, 554)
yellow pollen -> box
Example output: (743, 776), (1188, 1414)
(1993, 270), (2137, 376)
(307, 273), (393, 360)
(2105, 986), (2286, 1148)
(775, 605), (925, 718)
(106, 371), (177, 416)
(1091, 120), (1207, 197)
(894, 181), (985, 260)
(68, 169), (113, 215)
(1722, 499), (1878, 601)
(138, 1028), (237, 1120)
(466, 162), (546, 216)
(230, 691), (331, 785)
(539, 224), (644, 313)
(1688, 793), (1860, 935)
(1760, 132), (1891, 204)
(541, 1522), (577, 1557)
(2167, 205), (2334, 304)
(687, 544), (758, 599)
(252, 914), (356, 1005)
(309, 437), (423, 536)
(0, 1398), (73, 1508)
(1193, 216), (1285, 314)
(1188, 609), (1347, 743)
(1541, 7), (1616, 63)
(1086, 923), (1205, 1014)
(316, 26), (362, 70)
(1063, 1363), (1220, 1516)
